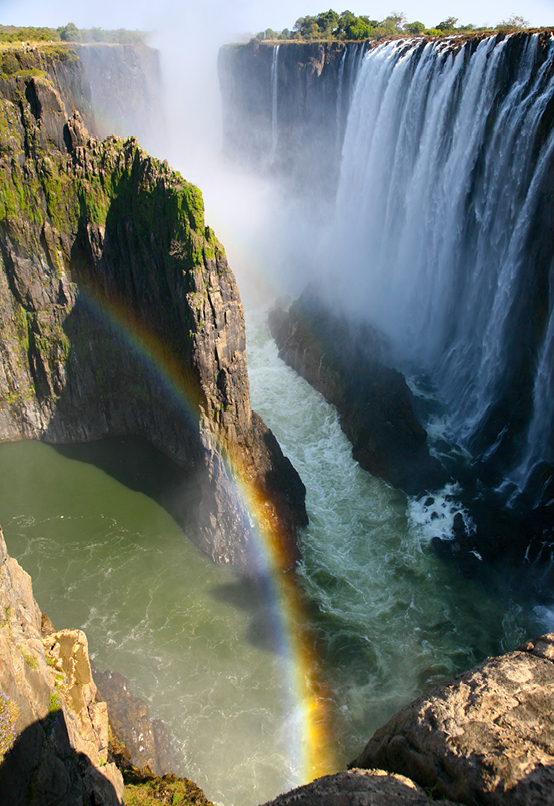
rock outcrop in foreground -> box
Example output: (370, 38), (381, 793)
(263, 634), (554, 806)
(0, 528), (214, 806)
(0, 45), (306, 572)
(0, 528), (123, 805)
(262, 769), (461, 805)
(350, 633), (554, 805)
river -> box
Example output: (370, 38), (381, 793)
(0, 307), (547, 806)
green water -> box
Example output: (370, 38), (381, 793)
(0, 309), (547, 805)
(0, 439), (296, 806)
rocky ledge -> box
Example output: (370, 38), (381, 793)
(350, 633), (554, 805)
(0, 46), (306, 573)
(269, 291), (444, 496)
(0, 527), (215, 806)
(0, 527), (123, 805)
(263, 634), (554, 806)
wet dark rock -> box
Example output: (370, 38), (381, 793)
(93, 669), (179, 778)
(218, 41), (364, 194)
(269, 291), (446, 496)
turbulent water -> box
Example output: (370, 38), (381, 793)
(325, 34), (554, 476)
(0, 309), (548, 806)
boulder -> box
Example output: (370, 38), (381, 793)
(260, 768), (462, 805)
(350, 634), (554, 805)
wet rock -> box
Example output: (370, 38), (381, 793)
(350, 633), (554, 805)
(269, 291), (446, 496)
(93, 668), (179, 777)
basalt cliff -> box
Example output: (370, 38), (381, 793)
(218, 39), (364, 193)
(0, 42), (306, 572)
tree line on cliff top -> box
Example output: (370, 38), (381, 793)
(253, 10), (531, 42)
(0, 24), (144, 45)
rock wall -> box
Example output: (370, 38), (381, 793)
(269, 292), (444, 496)
(0, 45), (306, 572)
(218, 40), (365, 193)
(75, 42), (165, 154)
(0, 528), (123, 805)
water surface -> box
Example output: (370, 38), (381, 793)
(0, 308), (546, 805)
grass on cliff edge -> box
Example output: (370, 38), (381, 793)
(123, 769), (215, 806)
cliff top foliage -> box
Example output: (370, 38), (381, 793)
(0, 23), (145, 46)
(252, 10), (533, 42)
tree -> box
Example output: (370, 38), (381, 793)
(381, 11), (407, 33)
(407, 20), (426, 34)
(58, 22), (81, 42)
(436, 17), (458, 32)
(499, 14), (529, 29)
(316, 9), (340, 34)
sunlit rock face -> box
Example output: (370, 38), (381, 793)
(0, 528), (124, 805)
(0, 45), (306, 571)
(351, 634), (554, 806)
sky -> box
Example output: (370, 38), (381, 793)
(1, 0), (553, 37)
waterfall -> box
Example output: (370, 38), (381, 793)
(336, 43), (367, 157)
(329, 34), (554, 478)
(270, 44), (280, 163)
(335, 48), (346, 155)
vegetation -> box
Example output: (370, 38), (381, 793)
(0, 690), (19, 762)
(252, 8), (532, 42)
(123, 769), (215, 806)
(0, 24), (145, 46)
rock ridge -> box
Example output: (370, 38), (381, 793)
(0, 527), (123, 805)
(0, 45), (306, 571)
(269, 292), (445, 496)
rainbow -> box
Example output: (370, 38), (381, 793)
(78, 286), (337, 786)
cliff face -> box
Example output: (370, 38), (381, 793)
(0, 528), (124, 805)
(75, 43), (165, 153)
(269, 292), (445, 496)
(0, 45), (306, 572)
(218, 40), (365, 192)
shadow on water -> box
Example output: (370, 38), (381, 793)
(51, 435), (201, 539)
(55, 437), (297, 657)
(210, 577), (287, 655)
(0, 708), (120, 806)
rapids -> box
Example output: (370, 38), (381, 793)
(0, 309), (547, 806)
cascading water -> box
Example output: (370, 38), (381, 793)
(270, 44), (280, 164)
(327, 34), (554, 478)
(335, 43), (366, 156)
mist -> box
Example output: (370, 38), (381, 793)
(5, 0), (553, 308)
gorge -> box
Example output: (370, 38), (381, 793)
(2, 24), (554, 806)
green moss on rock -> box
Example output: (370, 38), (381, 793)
(123, 769), (215, 806)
